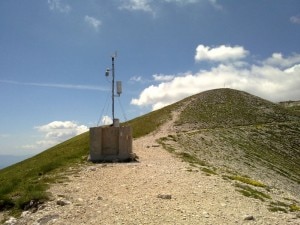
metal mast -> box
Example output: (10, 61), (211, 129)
(111, 55), (115, 121)
(105, 52), (119, 124)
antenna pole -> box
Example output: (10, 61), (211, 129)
(112, 55), (115, 121)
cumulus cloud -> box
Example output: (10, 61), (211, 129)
(263, 53), (300, 68)
(23, 121), (88, 151)
(131, 45), (300, 110)
(290, 15), (300, 24)
(195, 45), (249, 62)
(47, 0), (71, 13)
(285, 64), (300, 73)
(84, 16), (102, 31)
(101, 116), (113, 125)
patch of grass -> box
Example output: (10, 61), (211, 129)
(16, 185), (48, 210)
(201, 167), (217, 175)
(268, 201), (300, 212)
(290, 204), (300, 212)
(159, 137), (169, 142)
(178, 152), (197, 163)
(226, 175), (266, 187)
(156, 138), (176, 153)
(235, 183), (271, 202)
(167, 134), (178, 142)
(268, 206), (288, 213)
(177, 152), (208, 167)
(164, 145), (176, 153)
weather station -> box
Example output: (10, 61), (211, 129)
(89, 53), (134, 162)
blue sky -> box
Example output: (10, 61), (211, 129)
(0, 0), (300, 156)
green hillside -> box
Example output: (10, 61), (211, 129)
(0, 132), (89, 213)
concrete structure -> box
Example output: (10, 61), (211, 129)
(89, 123), (133, 162)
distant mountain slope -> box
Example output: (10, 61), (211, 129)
(280, 100), (300, 114)
(0, 155), (32, 170)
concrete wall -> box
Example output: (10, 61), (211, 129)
(89, 126), (133, 162)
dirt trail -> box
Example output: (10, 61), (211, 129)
(2, 111), (300, 225)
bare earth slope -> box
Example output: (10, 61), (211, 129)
(5, 108), (300, 225)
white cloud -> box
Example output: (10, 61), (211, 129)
(153, 74), (175, 81)
(101, 116), (113, 125)
(129, 75), (154, 84)
(290, 15), (300, 24)
(119, 0), (153, 12)
(131, 45), (300, 110)
(23, 121), (88, 151)
(195, 44), (249, 62)
(118, 0), (222, 15)
(163, 0), (222, 9)
(131, 74), (196, 110)
(208, 0), (223, 10)
(48, 0), (71, 13)
(84, 16), (102, 31)
(163, 0), (199, 4)
(130, 76), (143, 82)
(263, 53), (300, 68)
(285, 64), (300, 73)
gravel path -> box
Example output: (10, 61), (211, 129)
(3, 112), (300, 225)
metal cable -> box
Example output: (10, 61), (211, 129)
(117, 97), (128, 122)
(97, 92), (111, 126)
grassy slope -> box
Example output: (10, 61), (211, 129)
(124, 102), (178, 138)
(0, 132), (89, 212)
